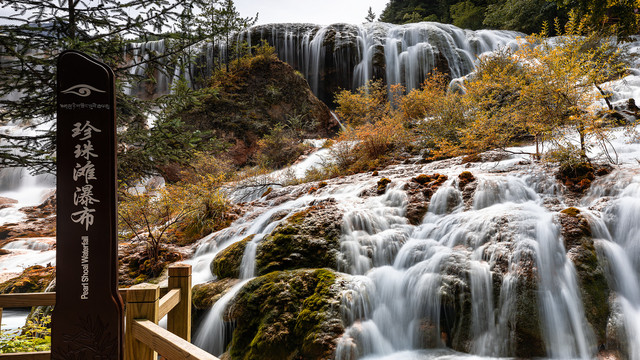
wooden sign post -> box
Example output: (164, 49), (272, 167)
(53, 50), (124, 359)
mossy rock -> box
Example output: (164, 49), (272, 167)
(557, 162), (595, 192)
(224, 269), (345, 360)
(439, 252), (473, 351)
(192, 278), (240, 333)
(404, 173), (450, 225)
(412, 174), (432, 185)
(180, 54), (336, 167)
(192, 278), (241, 311)
(0, 265), (55, 294)
(255, 201), (342, 275)
(560, 207), (581, 217)
(211, 235), (255, 279)
(558, 210), (609, 345)
(514, 268), (545, 357)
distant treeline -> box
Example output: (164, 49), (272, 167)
(379, 0), (640, 36)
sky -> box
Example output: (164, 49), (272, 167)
(0, 0), (390, 26)
(233, 0), (389, 25)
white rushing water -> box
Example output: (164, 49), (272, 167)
(124, 22), (521, 99)
(583, 173), (640, 360)
(3, 20), (640, 360)
(187, 122), (640, 359)
(0, 121), (56, 226)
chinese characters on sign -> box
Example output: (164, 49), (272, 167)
(53, 50), (123, 360)
(71, 120), (102, 231)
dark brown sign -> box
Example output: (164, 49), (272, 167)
(53, 50), (124, 359)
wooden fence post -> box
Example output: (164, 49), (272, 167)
(125, 284), (159, 360)
(167, 264), (192, 342)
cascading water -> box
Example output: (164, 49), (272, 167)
(187, 131), (640, 359)
(331, 173), (595, 359)
(583, 174), (640, 360)
(0, 121), (55, 226)
(241, 22), (521, 97)
(125, 22), (521, 100)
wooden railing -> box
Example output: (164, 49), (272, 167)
(0, 264), (219, 360)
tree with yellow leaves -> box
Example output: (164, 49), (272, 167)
(461, 10), (628, 160)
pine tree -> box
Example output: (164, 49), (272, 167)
(196, 0), (257, 72)
(365, 7), (377, 22)
(0, 0), (206, 174)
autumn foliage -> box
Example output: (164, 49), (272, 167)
(330, 16), (629, 177)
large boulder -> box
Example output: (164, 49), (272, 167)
(255, 199), (342, 275)
(0, 192), (56, 246)
(0, 196), (17, 209)
(223, 269), (345, 360)
(181, 53), (338, 167)
(192, 278), (240, 331)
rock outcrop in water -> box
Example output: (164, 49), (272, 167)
(222, 269), (345, 360)
(178, 53), (337, 166)
(0, 265), (55, 294)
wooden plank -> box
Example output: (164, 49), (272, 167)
(126, 285), (159, 303)
(0, 351), (51, 359)
(0, 293), (55, 308)
(167, 264), (191, 341)
(133, 320), (219, 360)
(168, 264), (191, 277)
(119, 289), (128, 302)
(125, 285), (159, 360)
(158, 289), (180, 320)
(0, 291), (127, 308)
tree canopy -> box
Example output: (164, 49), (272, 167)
(0, 0), (255, 178)
(379, 0), (640, 35)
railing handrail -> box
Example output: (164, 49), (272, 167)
(133, 320), (219, 360)
(0, 264), (218, 360)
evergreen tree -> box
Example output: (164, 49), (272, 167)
(0, 0), (206, 173)
(198, 0), (257, 72)
(365, 7), (377, 22)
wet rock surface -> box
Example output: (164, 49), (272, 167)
(255, 199), (342, 275)
(0, 265), (55, 294)
(222, 269), (345, 360)
(558, 207), (610, 346)
(0, 192), (56, 247)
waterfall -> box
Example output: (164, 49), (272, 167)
(191, 194), (323, 355)
(181, 137), (640, 359)
(0, 121), (56, 226)
(585, 175), (640, 360)
(124, 22), (522, 100)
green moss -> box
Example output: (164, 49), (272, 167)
(226, 269), (342, 360)
(413, 174), (432, 185)
(192, 278), (239, 310)
(211, 235), (254, 279)
(288, 208), (314, 225)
